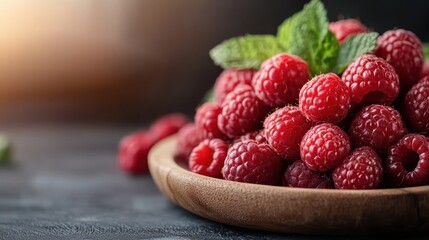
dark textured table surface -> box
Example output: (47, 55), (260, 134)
(0, 124), (424, 239)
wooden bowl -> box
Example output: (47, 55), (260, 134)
(148, 136), (429, 234)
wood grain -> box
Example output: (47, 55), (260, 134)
(149, 136), (429, 235)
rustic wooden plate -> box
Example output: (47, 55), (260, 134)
(148, 136), (429, 235)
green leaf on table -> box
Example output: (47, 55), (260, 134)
(209, 35), (284, 70)
(335, 32), (379, 74)
(277, 0), (335, 76)
(0, 135), (11, 166)
(424, 42), (429, 59)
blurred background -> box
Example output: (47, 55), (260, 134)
(0, 0), (428, 125)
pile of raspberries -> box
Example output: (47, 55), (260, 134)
(119, 19), (429, 190)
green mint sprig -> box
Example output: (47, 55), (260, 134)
(209, 0), (378, 77)
(424, 43), (429, 59)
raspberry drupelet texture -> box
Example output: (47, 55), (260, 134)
(252, 53), (310, 107)
(342, 54), (400, 107)
(264, 106), (314, 160)
(403, 76), (429, 135)
(299, 73), (351, 123)
(332, 147), (383, 189)
(175, 123), (203, 162)
(328, 19), (368, 43)
(195, 102), (228, 140)
(222, 140), (283, 185)
(301, 123), (351, 172)
(118, 131), (155, 175)
(189, 139), (228, 178)
(375, 29), (424, 91)
(149, 113), (189, 141)
(349, 104), (407, 152)
(385, 134), (429, 187)
(214, 68), (255, 104)
(234, 130), (266, 144)
(283, 160), (333, 189)
(218, 85), (270, 138)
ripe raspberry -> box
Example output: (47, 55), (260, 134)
(189, 139), (228, 178)
(342, 54), (399, 106)
(332, 147), (383, 189)
(385, 134), (429, 187)
(222, 140), (282, 185)
(264, 106), (314, 160)
(299, 73), (351, 123)
(421, 61), (429, 79)
(150, 113), (189, 141)
(175, 123), (203, 162)
(301, 123), (351, 172)
(329, 19), (368, 43)
(195, 102), (228, 140)
(218, 85), (269, 138)
(403, 76), (429, 134)
(234, 130), (266, 144)
(214, 68), (255, 104)
(375, 29), (424, 91)
(252, 53), (309, 107)
(283, 160), (333, 189)
(118, 131), (155, 175)
(349, 104), (407, 152)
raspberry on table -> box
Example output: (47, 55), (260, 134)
(299, 73), (351, 123)
(264, 106), (314, 160)
(385, 134), (429, 187)
(349, 104), (407, 152)
(301, 123), (351, 172)
(332, 147), (383, 189)
(150, 113), (189, 141)
(118, 131), (155, 175)
(328, 19), (368, 43)
(222, 139), (283, 185)
(195, 102), (228, 140)
(189, 139), (228, 178)
(342, 54), (400, 106)
(375, 29), (424, 92)
(283, 160), (333, 189)
(214, 68), (255, 104)
(175, 123), (203, 162)
(252, 53), (309, 107)
(403, 76), (429, 135)
(218, 85), (270, 138)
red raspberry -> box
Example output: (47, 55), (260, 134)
(118, 131), (155, 175)
(328, 19), (368, 43)
(301, 123), (351, 172)
(263, 106), (314, 160)
(195, 102), (228, 140)
(222, 140), (282, 185)
(189, 139), (228, 178)
(332, 147), (383, 189)
(218, 85), (269, 138)
(349, 104), (407, 152)
(252, 53), (309, 107)
(150, 113), (189, 141)
(283, 160), (333, 189)
(214, 68), (255, 104)
(175, 123), (203, 162)
(385, 134), (429, 187)
(233, 130), (266, 144)
(375, 29), (424, 91)
(403, 76), (429, 134)
(421, 61), (429, 79)
(342, 54), (399, 106)
(299, 73), (351, 123)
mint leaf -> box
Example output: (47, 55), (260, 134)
(0, 135), (11, 166)
(202, 88), (215, 103)
(209, 35), (284, 70)
(335, 32), (378, 73)
(277, 0), (332, 76)
(424, 42), (429, 59)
